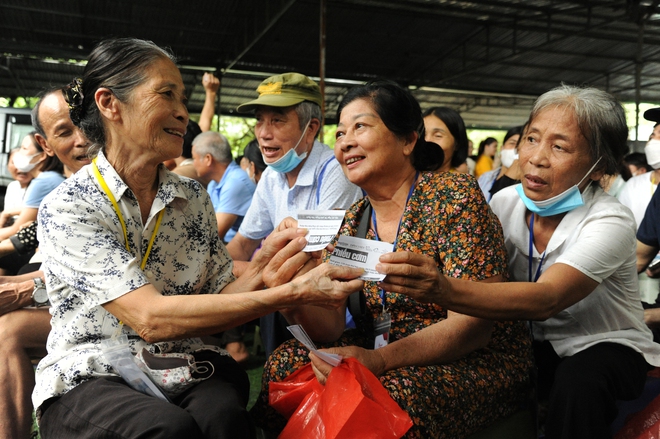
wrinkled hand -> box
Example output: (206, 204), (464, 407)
(202, 72), (220, 93)
(376, 251), (449, 305)
(309, 346), (385, 384)
(258, 227), (313, 287)
(290, 263), (364, 310)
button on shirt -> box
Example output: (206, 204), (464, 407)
(33, 151), (234, 410)
(238, 141), (363, 240)
(207, 160), (256, 242)
(491, 185), (660, 366)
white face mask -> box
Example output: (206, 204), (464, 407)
(13, 152), (42, 173)
(645, 139), (660, 169)
(246, 165), (257, 184)
(500, 149), (518, 168)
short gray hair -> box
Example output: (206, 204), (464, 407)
(528, 84), (628, 176)
(294, 101), (322, 138)
(193, 131), (233, 163)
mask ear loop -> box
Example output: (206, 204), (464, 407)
(577, 157), (603, 191)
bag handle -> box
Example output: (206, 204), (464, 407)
(346, 201), (370, 327)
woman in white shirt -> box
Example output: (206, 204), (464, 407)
(0, 147), (33, 226)
(377, 85), (660, 439)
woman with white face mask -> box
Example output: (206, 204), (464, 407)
(0, 132), (64, 274)
(383, 85), (660, 438)
(477, 125), (524, 202)
(242, 139), (267, 184)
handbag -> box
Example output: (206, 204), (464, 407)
(135, 346), (219, 398)
(270, 357), (413, 439)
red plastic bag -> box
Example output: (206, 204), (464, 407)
(270, 357), (413, 439)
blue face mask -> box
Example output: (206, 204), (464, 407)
(515, 157), (602, 217)
(263, 120), (311, 174)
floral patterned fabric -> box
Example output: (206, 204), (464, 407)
(250, 172), (534, 438)
(33, 151), (234, 411)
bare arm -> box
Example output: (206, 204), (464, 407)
(101, 227), (363, 343)
(226, 231), (261, 262)
(0, 271), (46, 316)
(199, 73), (219, 132)
(0, 208), (38, 242)
(377, 251), (599, 321)
(638, 240), (659, 275)
(216, 212), (238, 242)
(103, 263), (363, 343)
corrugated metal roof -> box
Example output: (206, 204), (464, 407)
(1, 0), (659, 128)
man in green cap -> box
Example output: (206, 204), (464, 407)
(226, 72), (362, 354)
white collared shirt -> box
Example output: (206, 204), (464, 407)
(491, 185), (660, 365)
(33, 151), (234, 409)
(238, 140), (362, 240)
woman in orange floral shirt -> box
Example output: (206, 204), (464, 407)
(251, 81), (533, 438)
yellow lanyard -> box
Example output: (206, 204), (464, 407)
(91, 158), (164, 270)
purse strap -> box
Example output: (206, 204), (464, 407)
(346, 201), (370, 327)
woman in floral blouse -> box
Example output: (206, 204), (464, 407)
(33, 38), (364, 439)
(251, 81), (533, 438)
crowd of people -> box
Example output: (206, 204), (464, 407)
(1, 36), (660, 439)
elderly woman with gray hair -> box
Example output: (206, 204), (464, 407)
(382, 84), (660, 438)
(32, 38), (364, 439)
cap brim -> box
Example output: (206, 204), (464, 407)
(236, 95), (305, 114)
(644, 108), (660, 122)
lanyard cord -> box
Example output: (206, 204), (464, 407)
(528, 213), (546, 283)
(91, 158), (164, 270)
(371, 171), (419, 309)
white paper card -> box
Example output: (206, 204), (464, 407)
(328, 235), (393, 281)
(287, 324), (342, 367)
(298, 210), (346, 252)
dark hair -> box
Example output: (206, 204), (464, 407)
(503, 126), (524, 146)
(336, 80), (443, 172)
(243, 139), (267, 173)
(421, 106), (468, 168)
(182, 120), (201, 159)
(478, 137), (497, 157)
(624, 152), (651, 174)
(528, 84), (628, 176)
(65, 38), (175, 154)
(24, 131), (63, 174)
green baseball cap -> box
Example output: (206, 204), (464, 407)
(237, 72), (322, 113)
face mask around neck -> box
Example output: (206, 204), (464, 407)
(262, 119), (311, 174)
(515, 157), (602, 217)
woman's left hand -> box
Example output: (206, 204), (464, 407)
(375, 251), (450, 305)
(309, 346), (386, 384)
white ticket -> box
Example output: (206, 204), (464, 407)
(298, 210), (346, 252)
(287, 325), (342, 367)
(328, 235), (393, 281)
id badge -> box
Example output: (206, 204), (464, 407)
(374, 312), (391, 350)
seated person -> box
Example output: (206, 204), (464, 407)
(0, 132), (64, 274)
(0, 148), (34, 227)
(389, 85), (660, 438)
(251, 81), (533, 439)
(33, 37), (363, 439)
(0, 83), (91, 439)
(191, 131), (255, 242)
